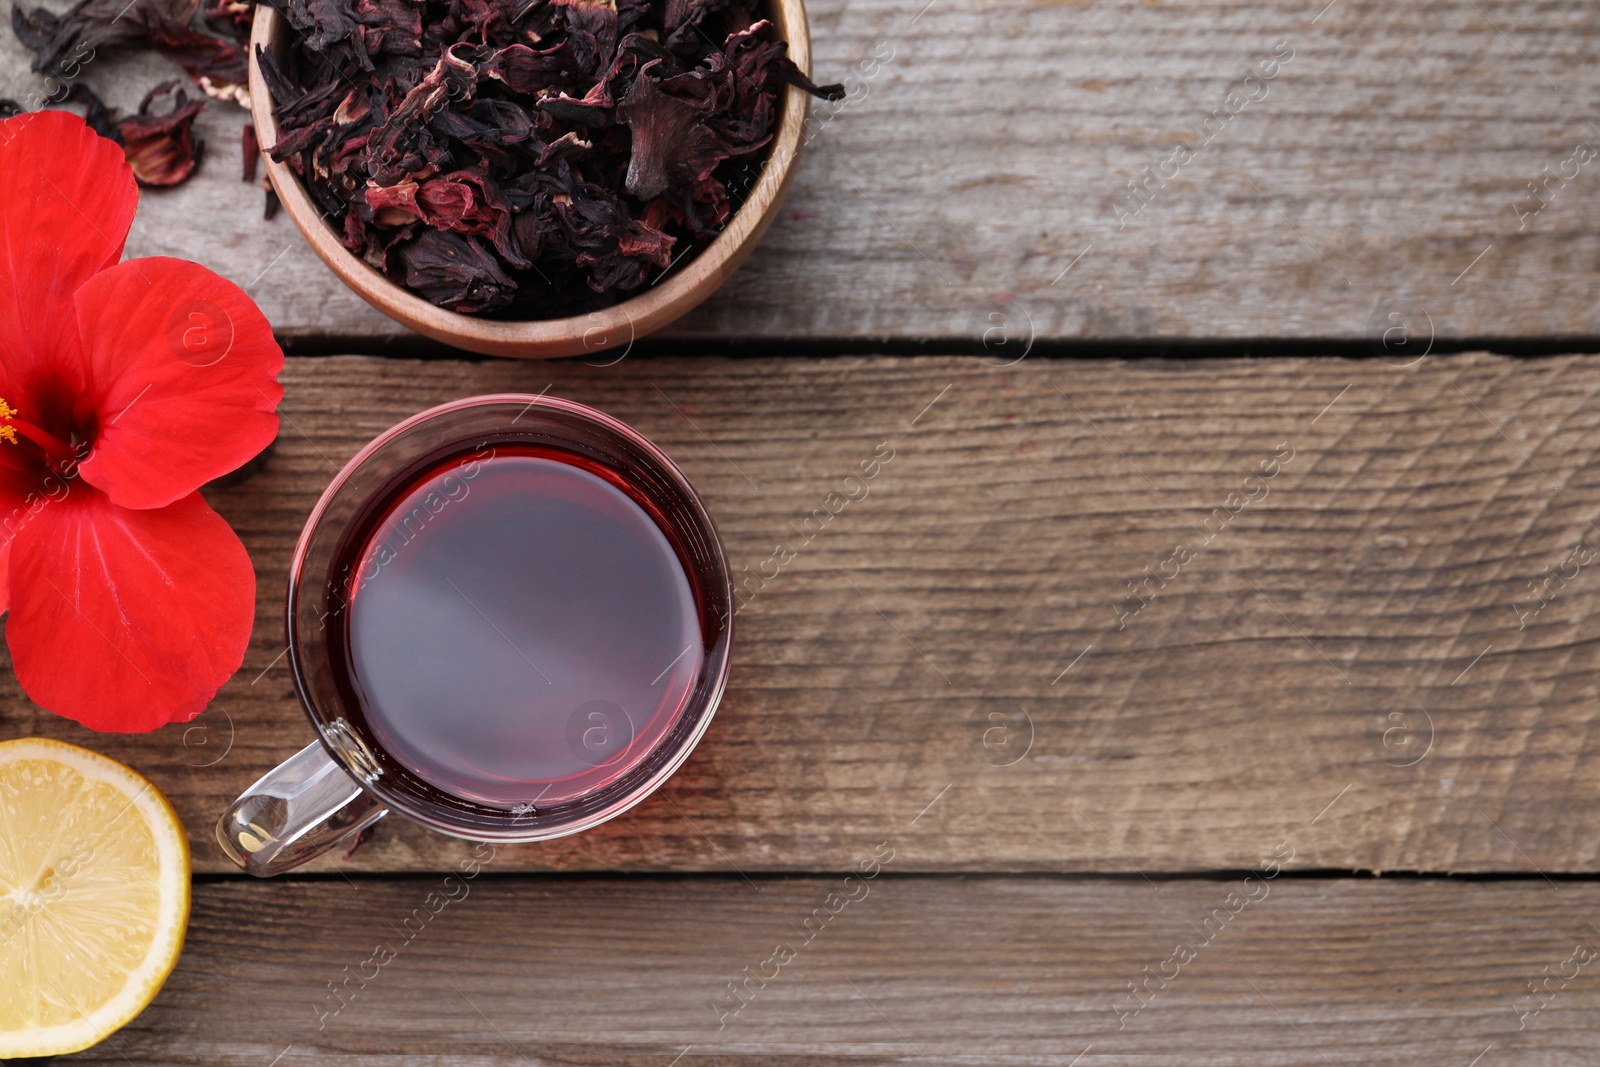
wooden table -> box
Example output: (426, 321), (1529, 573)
(6, 1), (1600, 1063)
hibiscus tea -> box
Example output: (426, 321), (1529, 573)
(323, 442), (712, 816)
(215, 396), (730, 874)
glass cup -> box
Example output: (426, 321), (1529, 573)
(216, 395), (732, 876)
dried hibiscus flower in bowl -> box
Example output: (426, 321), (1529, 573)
(248, 0), (840, 357)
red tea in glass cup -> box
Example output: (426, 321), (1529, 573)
(217, 395), (732, 876)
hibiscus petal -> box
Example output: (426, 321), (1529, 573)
(73, 256), (284, 510)
(0, 539), (9, 615)
(0, 110), (136, 401)
(0, 463), (51, 530)
(7, 489), (255, 731)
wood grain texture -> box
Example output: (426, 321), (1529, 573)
(4, 3), (1600, 342)
(73, 876), (1600, 1065)
(4, 352), (1600, 875)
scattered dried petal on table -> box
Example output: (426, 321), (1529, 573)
(242, 121), (259, 181)
(118, 80), (206, 186)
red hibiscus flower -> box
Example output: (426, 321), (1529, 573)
(0, 110), (282, 732)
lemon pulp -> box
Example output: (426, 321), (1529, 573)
(0, 737), (190, 1057)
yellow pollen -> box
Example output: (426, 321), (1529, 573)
(0, 398), (14, 445)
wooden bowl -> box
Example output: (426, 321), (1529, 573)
(247, 1), (815, 358)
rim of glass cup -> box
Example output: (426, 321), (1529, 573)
(284, 393), (733, 842)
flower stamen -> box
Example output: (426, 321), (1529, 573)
(0, 396), (74, 464)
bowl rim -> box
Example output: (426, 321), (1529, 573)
(246, 0), (813, 358)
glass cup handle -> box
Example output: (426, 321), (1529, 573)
(215, 741), (389, 877)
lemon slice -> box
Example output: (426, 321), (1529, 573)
(0, 737), (190, 1057)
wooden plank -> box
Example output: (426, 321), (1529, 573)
(5, 3), (1600, 342)
(5, 352), (1600, 875)
(77, 876), (1600, 1064)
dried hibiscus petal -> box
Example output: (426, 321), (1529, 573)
(619, 63), (727, 200)
(136, 3), (250, 104)
(11, 0), (249, 104)
(119, 80), (206, 186)
(11, 0), (177, 79)
(204, 0), (254, 42)
(261, 0), (843, 316)
(393, 229), (517, 313)
(242, 121), (260, 181)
